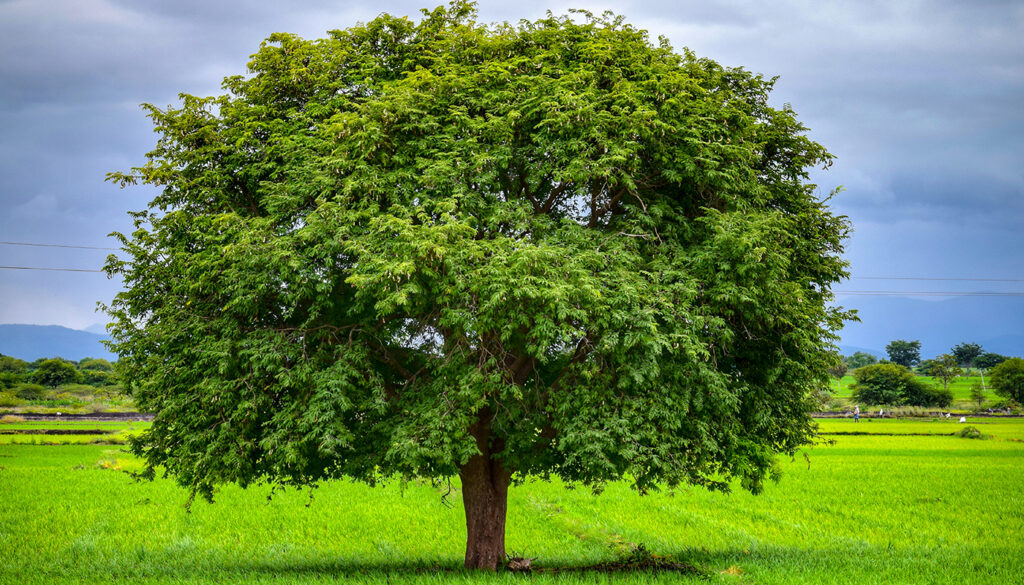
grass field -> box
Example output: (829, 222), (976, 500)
(829, 372), (1006, 408)
(1, 417), (1022, 584)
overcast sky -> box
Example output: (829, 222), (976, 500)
(1, 1), (1022, 352)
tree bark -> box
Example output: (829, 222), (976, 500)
(460, 411), (511, 570)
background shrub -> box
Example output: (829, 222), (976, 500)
(851, 364), (911, 405)
(12, 383), (47, 400)
(904, 380), (954, 408)
(0, 391), (25, 407)
(991, 358), (1024, 403)
(851, 363), (952, 407)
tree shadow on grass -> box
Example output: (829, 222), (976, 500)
(674, 543), (1013, 584)
(124, 553), (709, 583)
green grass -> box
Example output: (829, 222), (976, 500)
(1, 419), (1022, 584)
(0, 418), (147, 445)
(830, 372), (1007, 409)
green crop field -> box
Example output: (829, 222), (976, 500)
(1, 417), (1022, 584)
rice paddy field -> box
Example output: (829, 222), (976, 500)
(1, 416), (1022, 584)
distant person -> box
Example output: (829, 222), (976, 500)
(959, 416), (967, 423)
(854, 405), (860, 423)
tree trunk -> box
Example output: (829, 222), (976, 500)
(460, 412), (511, 571)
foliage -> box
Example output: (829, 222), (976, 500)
(0, 392), (24, 407)
(885, 340), (921, 368)
(81, 369), (116, 386)
(828, 362), (847, 380)
(975, 352), (1008, 370)
(31, 359), (82, 388)
(969, 384), (986, 409)
(0, 355), (28, 374)
(902, 381), (953, 408)
(990, 358), (1024, 403)
(11, 383), (47, 400)
(921, 353), (962, 391)
(954, 426), (990, 440)
(104, 3), (850, 567)
(844, 351), (877, 369)
(951, 342), (982, 369)
(0, 372), (23, 389)
(850, 363), (947, 407)
(78, 358), (114, 372)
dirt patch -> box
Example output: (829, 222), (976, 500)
(0, 429), (114, 435)
(819, 431), (954, 436)
(14, 412), (153, 422)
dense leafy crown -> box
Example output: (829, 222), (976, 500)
(106, 3), (850, 502)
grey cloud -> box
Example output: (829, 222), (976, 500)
(1, 0), (1022, 333)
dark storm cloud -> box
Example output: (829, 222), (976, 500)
(1, 0), (1022, 330)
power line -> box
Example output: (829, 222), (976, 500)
(1, 241), (1019, 282)
(0, 241), (118, 251)
(0, 266), (104, 273)
(835, 291), (1024, 297)
(852, 276), (1024, 283)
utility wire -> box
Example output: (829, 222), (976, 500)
(834, 291), (1024, 297)
(0, 266), (104, 273)
(852, 276), (1024, 283)
(0, 241), (118, 251)
(3, 241), (1019, 281)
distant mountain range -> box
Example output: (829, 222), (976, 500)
(0, 324), (116, 361)
(836, 294), (1024, 359)
(2, 293), (1022, 364)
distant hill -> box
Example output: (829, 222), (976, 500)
(838, 345), (882, 358)
(0, 324), (116, 362)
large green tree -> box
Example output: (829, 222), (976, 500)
(105, 4), (850, 570)
(922, 353), (962, 392)
(886, 339), (921, 368)
(31, 358), (81, 388)
(975, 352), (1008, 371)
(844, 351), (877, 370)
(990, 358), (1024, 403)
(951, 342), (982, 379)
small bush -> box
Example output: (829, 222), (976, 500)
(12, 383), (47, 400)
(49, 392), (84, 406)
(0, 414), (26, 423)
(0, 391), (25, 407)
(907, 384), (953, 408)
(955, 426), (991, 440)
(0, 371), (25, 389)
(59, 384), (99, 397)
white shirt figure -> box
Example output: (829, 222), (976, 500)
(959, 416), (967, 423)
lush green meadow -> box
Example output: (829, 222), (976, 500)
(1, 417), (1022, 584)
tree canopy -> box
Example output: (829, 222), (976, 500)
(885, 340), (921, 368)
(921, 353), (962, 391)
(951, 342), (982, 369)
(105, 3), (850, 569)
(975, 352), (1008, 371)
(31, 358), (82, 388)
(990, 358), (1024, 403)
(851, 363), (950, 408)
(844, 351), (878, 370)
